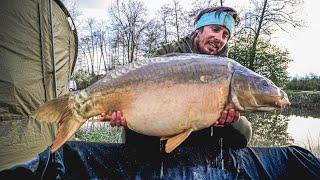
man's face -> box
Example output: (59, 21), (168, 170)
(193, 25), (230, 55)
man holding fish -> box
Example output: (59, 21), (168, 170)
(104, 6), (252, 150)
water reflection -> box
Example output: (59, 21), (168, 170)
(246, 112), (293, 147)
(246, 107), (320, 156)
(283, 107), (320, 119)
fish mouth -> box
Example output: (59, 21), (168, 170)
(246, 106), (278, 112)
(275, 96), (291, 110)
(276, 90), (291, 109)
(246, 97), (291, 112)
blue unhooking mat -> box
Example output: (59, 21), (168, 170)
(1, 141), (319, 179)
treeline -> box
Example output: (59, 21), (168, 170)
(64, 0), (200, 75)
(285, 74), (320, 91)
(62, 0), (305, 88)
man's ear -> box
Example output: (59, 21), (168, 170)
(218, 43), (229, 57)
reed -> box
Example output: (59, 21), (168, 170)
(303, 134), (320, 158)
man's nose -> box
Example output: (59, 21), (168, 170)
(213, 32), (223, 42)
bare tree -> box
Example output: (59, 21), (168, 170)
(86, 18), (98, 75)
(104, 31), (114, 71)
(171, 0), (184, 41)
(141, 19), (162, 56)
(78, 18), (100, 75)
(244, 0), (305, 70)
(189, 0), (217, 18)
(78, 39), (90, 73)
(61, 0), (82, 28)
(95, 29), (105, 75)
(160, 0), (194, 41)
(157, 4), (173, 43)
(109, 0), (149, 63)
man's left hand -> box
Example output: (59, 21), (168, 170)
(100, 111), (127, 127)
(213, 109), (240, 127)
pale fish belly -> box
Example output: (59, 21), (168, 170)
(124, 82), (228, 137)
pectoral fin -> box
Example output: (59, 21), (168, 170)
(160, 137), (169, 141)
(165, 128), (193, 153)
(51, 116), (87, 152)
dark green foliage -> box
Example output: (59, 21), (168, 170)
(286, 91), (320, 109)
(285, 75), (320, 91)
(229, 33), (292, 87)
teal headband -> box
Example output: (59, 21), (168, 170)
(194, 11), (235, 35)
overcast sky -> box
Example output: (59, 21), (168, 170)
(75, 0), (320, 77)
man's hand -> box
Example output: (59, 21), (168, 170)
(101, 109), (239, 128)
(100, 111), (127, 127)
(213, 109), (240, 127)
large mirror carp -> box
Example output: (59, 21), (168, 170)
(32, 54), (290, 153)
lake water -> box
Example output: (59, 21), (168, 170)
(287, 115), (320, 147)
(248, 107), (320, 156)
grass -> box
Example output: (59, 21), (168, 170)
(76, 122), (122, 143)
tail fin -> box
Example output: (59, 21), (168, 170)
(32, 94), (70, 122)
(32, 94), (87, 153)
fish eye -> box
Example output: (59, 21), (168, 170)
(237, 67), (246, 72)
(262, 80), (269, 87)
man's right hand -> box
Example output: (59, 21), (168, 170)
(100, 111), (127, 127)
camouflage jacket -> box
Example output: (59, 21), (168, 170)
(152, 35), (229, 57)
